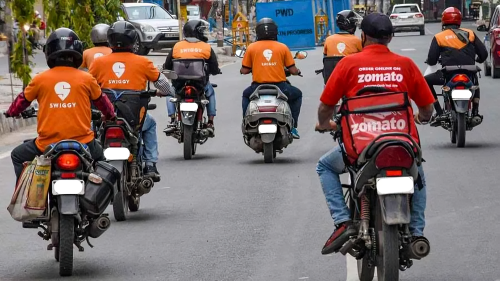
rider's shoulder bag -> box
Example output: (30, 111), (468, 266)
(339, 90), (420, 165)
(7, 155), (52, 222)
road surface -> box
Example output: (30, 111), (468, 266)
(0, 22), (499, 281)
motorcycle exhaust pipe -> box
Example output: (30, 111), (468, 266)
(407, 237), (430, 260)
(200, 128), (209, 138)
(87, 216), (111, 239)
(137, 178), (154, 195)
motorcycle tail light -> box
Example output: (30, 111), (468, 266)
(57, 154), (80, 171)
(105, 127), (125, 140)
(258, 106), (278, 112)
(185, 86), (196, 96)
(455, 86), (465, 89)
(109, 142), (122, 147)
(185, 99), (194, 102)
(386, 170), (403, 177)
(61, 172), (76, 179)
(375, 145), (413, 169)
(262, 119), (273, 124)
(451, 74), (470, 83)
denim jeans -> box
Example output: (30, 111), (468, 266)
(166, 83), (216, 117)
(141, 113), (159, 164)
(316, 146), (426, 236)
(242, 82), (303, 128)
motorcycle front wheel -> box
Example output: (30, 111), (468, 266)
(58, 214), (75, 276)
(375, 196), (399, 281)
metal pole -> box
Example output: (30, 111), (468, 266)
(216, 1), (224, 47)
(177, 0), (183, 40)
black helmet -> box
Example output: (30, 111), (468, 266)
(44, 28), (83, 69)
(107, 21), (137, 51)
(183, 20), (209, 42)
(91, 23), (110, 45)
(256, 18), (278, 41)
(336, 10), (358, 34)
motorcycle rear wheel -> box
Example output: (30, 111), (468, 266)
(375, 196), (399, 281)
(183, 125), (194, 160)
(263, 143), (274, 163)
(456, 112), (466, 147)
(58, 214), (74, 276)
(113, 164), (129, 221)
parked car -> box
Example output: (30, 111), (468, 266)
(120, 3), (180, 55)
(478, 5), (500, 78)
(389, 4), (425, 36)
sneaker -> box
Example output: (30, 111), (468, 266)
(144, 164), (160, 183)
(321, 221), (357, 255)
(291, 128), (300, 139)
(207, 122), (215, 137)
(163, 120), (177, 135)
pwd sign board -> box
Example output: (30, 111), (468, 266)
(256, 0), (315, 50)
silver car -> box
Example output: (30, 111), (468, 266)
(389, 4), (425, 36)
(120, 3), (180, 55)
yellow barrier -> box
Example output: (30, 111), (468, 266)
(314, 10), (329, 45)
(232, 12), (250, 56)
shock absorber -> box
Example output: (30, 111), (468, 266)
(359, 195), (371, 248)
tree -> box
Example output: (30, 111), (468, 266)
(9, 0), (122, 86)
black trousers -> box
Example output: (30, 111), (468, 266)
(424, 71), (480, 115)
(11, 139), (104, 183)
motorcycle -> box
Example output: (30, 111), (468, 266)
(236, 50), (307, 163)
(425, 63), (482, 147)
(317, 87), (431, 281)
(95, 89), (158, 221)
(14, 107), (119, 276)
(162, 63), (217, 160)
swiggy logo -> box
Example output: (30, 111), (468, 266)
(94, 53), (104, 59)
(261, 49), (277, 66)
(109, 62), (130, 84)
(51, 81), (77, 109)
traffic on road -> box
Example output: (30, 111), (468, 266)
(0, 7), (499, 281)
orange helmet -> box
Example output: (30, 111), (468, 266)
(441, 7), (462, 26)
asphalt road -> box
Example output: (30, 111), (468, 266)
(1, 22), (500, 281)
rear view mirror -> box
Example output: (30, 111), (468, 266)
(148, 104), (157, 110)
(294, 50), (308, 59)
(235, 49), (246, 58)
(477, 24), (487, 32)
(162, 70), (178, 80)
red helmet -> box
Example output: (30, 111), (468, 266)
(441, 7), (462, 26)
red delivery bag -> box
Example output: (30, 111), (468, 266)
(339, 91), (420, 165)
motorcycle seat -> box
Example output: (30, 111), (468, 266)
(47, 140), (89, 154)
(441, 65), (481, 73)
(249, 85), (288, 101)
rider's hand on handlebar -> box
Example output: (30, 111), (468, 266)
(315, 120), (337, 132)
(414, 113), (429, 125)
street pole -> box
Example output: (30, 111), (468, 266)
(216, 1), (224, 47)
(5, 0), (15, 99)
(177, 0), (183, 41)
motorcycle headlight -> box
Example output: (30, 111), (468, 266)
(23, 24), (30, 32)
(140, 24), (156, 33)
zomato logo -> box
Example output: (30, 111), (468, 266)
(358, 72), (403, 83)
(351, 118), (406, 134)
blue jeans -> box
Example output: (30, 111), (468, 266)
(242, 82), (303, 128)
(166, 83), (216, 117)
(141, 113), (159, 164)
(208, 18), (216, 32)
(316, 146), (426, 236)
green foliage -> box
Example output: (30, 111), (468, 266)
(11, 0), (122, 85)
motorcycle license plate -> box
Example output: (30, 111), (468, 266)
(258, 124), (277, 134)
(451, 89), (472, 100)
(376, 176), (414, 196)
(104, 147), (130, 160)
(52, 180), (85, 195)
(180, 102), (198, 112)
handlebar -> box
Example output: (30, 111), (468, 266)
(315, 69), (323, 75)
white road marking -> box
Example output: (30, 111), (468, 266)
(346, 255), (378, 281)
(425, 27), (434, 35)
(401, 48), (416, 51)
(298, 277), (309, 280)
(157, 186), (171, 190)
(0, 151), (11, 159)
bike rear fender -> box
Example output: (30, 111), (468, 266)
(378, 194), (411, 225)
(57, 195), (79, 215)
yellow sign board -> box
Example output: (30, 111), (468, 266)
(180, 5), (188, 22)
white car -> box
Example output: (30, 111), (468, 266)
(389, 4), (425, 36)
(121, 3), (180, 55)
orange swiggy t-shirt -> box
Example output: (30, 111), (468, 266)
(323, 34), (362, 56)
(242, 40), (296, 84)
(80, 46), (112, 69)
(23, 66), (102, 151)
(89, 52), (160, 90)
